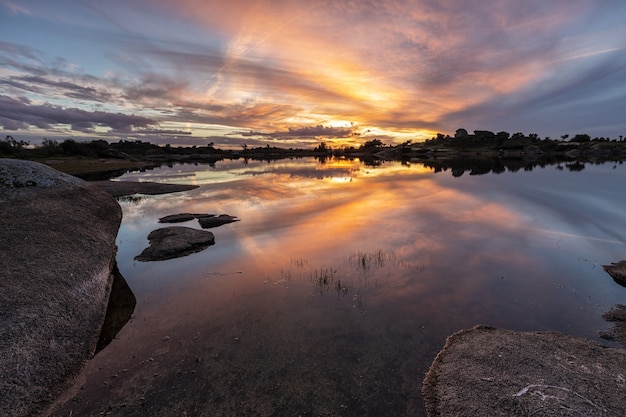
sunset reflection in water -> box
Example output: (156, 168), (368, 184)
(55, 158), (626, 416)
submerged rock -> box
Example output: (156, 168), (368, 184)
(135, 226), (215, 261)
(158, 213), (240, 228)
(198, 214), (240, 228)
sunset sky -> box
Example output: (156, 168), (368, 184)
(2, 1), (626, 148)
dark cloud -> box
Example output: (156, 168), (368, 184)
(0, 41), (40, 62)
(237, 125), (357, 139)
(0, 95), (156, 132)
(2, 75), (115, 102)
(124, 73), (189, 101)
(134, 128), (192, 135)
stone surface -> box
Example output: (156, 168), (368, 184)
(422, 325), (626, 417)
(135, 226), (215, 261)
(602, 261), (626, 286)
(198, 214), (240, 228)
(0, 159), (122, 417)
(599, 304), (626, 346)
(159, 213), (213, 223)
(91, 180), (198, 197)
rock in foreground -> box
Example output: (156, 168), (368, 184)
(135, 226), (215, 261)
(423, 325), (626, 416)
(0, 159), (122, 417)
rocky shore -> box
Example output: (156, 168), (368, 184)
(0, 159), (122, 417)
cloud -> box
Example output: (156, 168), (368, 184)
(0, 0), (31, 16)
(3, 0), (626, 143)
(237, 124), (357, 140)
(0, 95), (156, 132)
(0, 41), (39, 62)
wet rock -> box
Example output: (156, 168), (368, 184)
(599, 304), (626, 346)
(198, 214), (240, 228)
(135, 226), (215, 261)
(92, 180), (198, 197)
(423, 325), (626, 417)
(602, 261), (626, 286)
(159, 213), (213, 223)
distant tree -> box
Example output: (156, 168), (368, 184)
(361, 138), (383, 149)
(573, 134), (591, 143)
(0, 135), (29, 155)
(60, 139), (83, 156)
(561, 134), (569, 141)
(41, 139), (60, 156)
(315, 141), (329, 152)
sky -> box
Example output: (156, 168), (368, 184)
(2, 0), (626, 148)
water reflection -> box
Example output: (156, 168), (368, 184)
(49, 158), (626, 417)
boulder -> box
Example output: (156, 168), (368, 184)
(198, 214), (240, 228)
(422, 325), (626, 417)
(0, 159), (122, 417)
(135, 226), (215, 261)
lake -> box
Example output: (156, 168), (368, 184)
(49, 157), (626, 417)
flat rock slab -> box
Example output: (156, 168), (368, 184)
(422, 325), (626, 416)
(198, 214), (240, 228)
(135, 226), (215, 261)
(92, 180), (198, 197)
(0, 159), (121, 417)
(159, 213), (213, 223)
(603, 261), (626, 287)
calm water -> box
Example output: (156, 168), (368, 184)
(50, 158), (626, 416)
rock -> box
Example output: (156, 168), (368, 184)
(92, 180), (198, 197)
(422, 325), (626, 417)
(198, 214), (240, 228)
(0, 159), (122, 417)
(599, 304), (626, 346)
(159, 213), (213, 223)
(602, 261), (626, 286)
(135, 226), (215, 261)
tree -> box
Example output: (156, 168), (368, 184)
(315, 141), (329, 152)
(362, 138), (383, 149)
(573, 134), (591, 143)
